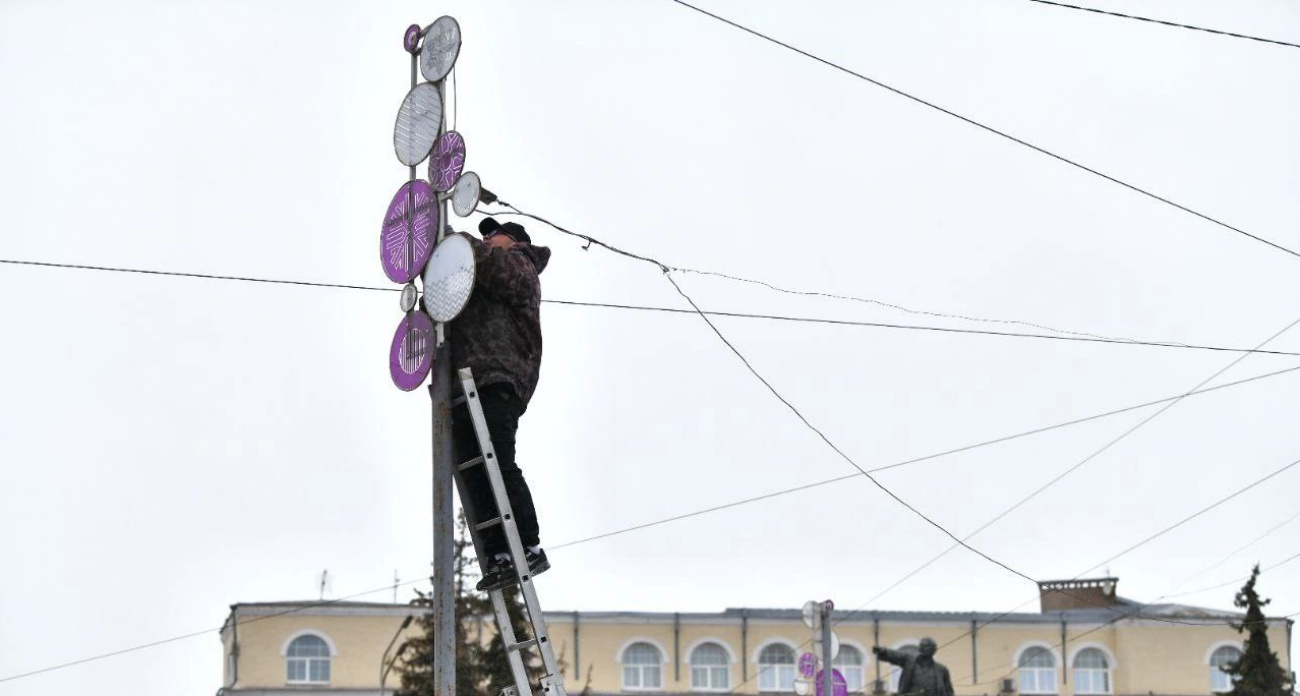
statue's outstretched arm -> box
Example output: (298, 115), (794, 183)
(872, 647), (907, 667)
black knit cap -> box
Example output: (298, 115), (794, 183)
(478, 217), (531, 244)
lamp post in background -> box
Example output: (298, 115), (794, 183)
(380, 615), (415, 695)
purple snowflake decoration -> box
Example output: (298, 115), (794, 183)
(379, 180), (437, 284)
(428, 131), (466, 193)
(404, 23), (421, 53)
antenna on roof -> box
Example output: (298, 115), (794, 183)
(317, 569), (332, 600)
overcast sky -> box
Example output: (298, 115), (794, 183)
(2, 0), (1298, 693)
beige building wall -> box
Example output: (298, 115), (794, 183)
(219, 602), (1292, 696)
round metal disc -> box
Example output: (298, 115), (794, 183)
(379, 180), (437, 284)
(389, 311), (435, 391)
(393, 83), (443, 166)
(420, 15), (461, 83)
(428, 131), (466, 193)
(452, 171), (481, 217)
(422, 233), (476, 322)
(400, 283), (418, 312)
(403, 23), (421, 53)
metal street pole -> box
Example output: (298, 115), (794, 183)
(428, 41), (457, 696)
(821, 601), (833, 696)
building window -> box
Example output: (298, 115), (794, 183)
(1210, 646), (1242, 693)
(623, 642), (664, 691)
(834, 646), (864, 693)
(758, 643), (796, 692)
(1072, 648), (1110, 694)
(286, 634), (331, 684)
(1017, 647), (1057, 694)
(888, 645), (919, 693)
(690, 642), (731, 691)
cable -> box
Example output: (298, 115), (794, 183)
(542, 362), (1300, 548)
(670, 266), (1165, 345)
(510, 202), (1300, 626)
(9, 257), (1296, 358)
(1025, 0), (1300, 50)
(664, 0), (1300, 261)
(1160, 508), (1300, 597)
(0, 575), (431, 684)
(1162, 549), (1300, 600)
(825, 314), (1300, 628)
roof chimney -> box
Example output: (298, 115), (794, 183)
(1038, 577), (1120, 612)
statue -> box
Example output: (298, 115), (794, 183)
(872, 638), (954, 696)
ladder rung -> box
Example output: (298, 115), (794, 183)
(474, 517), (503, 532)
(508, 638), (539, 652)
(458, 455), (485, 471)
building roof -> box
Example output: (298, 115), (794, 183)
(224, 598), (1269, 628)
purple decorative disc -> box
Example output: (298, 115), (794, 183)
(798, 653), (818, 679)
(404, 24), (421, 53)
(428, 131), (466, 193)
(380, 180), (437, 284)
(814, 670), (847, 696)
(389, 311), (435, 391)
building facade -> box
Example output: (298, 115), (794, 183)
(218, 579), (1292, 696)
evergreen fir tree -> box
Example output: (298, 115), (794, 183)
(1223, 565), (1291, 696)
(395, 512), (545, 696)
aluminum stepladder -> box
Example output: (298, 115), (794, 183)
(452, 367), (566, 696)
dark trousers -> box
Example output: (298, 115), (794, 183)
(452, 384), (541, 558)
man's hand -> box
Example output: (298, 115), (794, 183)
(872, 646), (884, 657)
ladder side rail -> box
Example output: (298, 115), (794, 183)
(459, 368), (567, 696)
(489, 589), (533, 694)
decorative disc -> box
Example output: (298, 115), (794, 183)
(379, 180), (437, 284)
(452, 171), (481, 217)
(428, 131), (466, 193)
(403, 24), (421, 53)
(420, 15), (461, 83)
(393, 83), (443, 166)
(400, 283), (418, 312)
(390, 311), (435, 391)
(422, 233), (476, 322)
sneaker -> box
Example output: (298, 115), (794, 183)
(525, 547), (550, 578)
(475, 557), (517, 593)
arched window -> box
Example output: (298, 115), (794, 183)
(690, 642), (731, 691)
(758, 643), (796, 692)
(286, 634), (331, 684)
(1018, 647), (1057, 694)
(1072, 648), (1111, 694)
(623, 642), (664, 691)
(834, 646), (864, 693)
(1210, 646), (1242, 693)
(888, 645), (919, 693)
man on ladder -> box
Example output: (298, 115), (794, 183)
(451, 216), (552, 592)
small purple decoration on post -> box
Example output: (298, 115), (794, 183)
(404, 24), (421, 53)
(380, 179), (437, 284)
(814, 670), (847, 696)
(389, 311), (434, 391)
(798, 653), (818, 679)
(428, 130), (466, 193)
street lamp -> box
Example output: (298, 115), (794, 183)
(380, 615), (415, 695)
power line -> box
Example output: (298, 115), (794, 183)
(1160, 508), (1300, 597)
(664, 0), (1300, 261)
(555, 362), (1300, 547)
(828, 314), (1300, 627)
(1163, 549), (1300, 600)
(512, 204), (1300, 627)
(0, 575), (431, 684)
(1025, 0), (1300, 49)
(8, 257), (1297, 358)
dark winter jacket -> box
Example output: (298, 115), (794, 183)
(449, 235), (551, 411)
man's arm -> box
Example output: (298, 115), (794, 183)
(871, 647), (909, 667)
(470, 237), (540, 308)
(941, 665), (954, 696)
